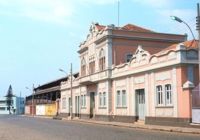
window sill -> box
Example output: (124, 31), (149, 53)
(155, 105), (174, 108)
(116, 106), (127, 109)
(98, 107), (107, 109)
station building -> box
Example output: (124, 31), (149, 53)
(59, 23), (200, 126)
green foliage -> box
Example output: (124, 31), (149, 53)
(5, 85), (14, 114)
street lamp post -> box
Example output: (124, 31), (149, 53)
(171, 9), (200, 85)
(59, 63), (73, 119)
(170, 16), (196, 40)
(196, 3), (200, 86)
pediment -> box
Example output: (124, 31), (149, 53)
(130, 45), (150, 65)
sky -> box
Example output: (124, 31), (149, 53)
(0, 0), (199, 97)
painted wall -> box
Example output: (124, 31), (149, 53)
(36, 105), (45, 115)
(35, 104), (56, 116)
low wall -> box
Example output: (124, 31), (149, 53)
(25, 106), (30, 115)
(36, 105), (45, 115)
(35, 104), (57, 116)
(145, 116), (191, 127)
(25, 105), (36, 115)
(45, 104), (56, 116)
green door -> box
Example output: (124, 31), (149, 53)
(90, 92), (95, 118)
(136, 89), (145, 120)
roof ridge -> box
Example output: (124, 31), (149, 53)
(122, 23), (154, 32)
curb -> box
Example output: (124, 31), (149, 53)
(70, 119), (200, 135)
(53, 116), (62, 120)
(21, 115), (53, 119)
(22, 115), (200, 135)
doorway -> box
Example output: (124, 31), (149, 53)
(136, 89), (145, 120)
(90, 92), (95, 118)
(75, 96), (80, 117)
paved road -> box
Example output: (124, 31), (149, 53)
(0, 115), (199, 140)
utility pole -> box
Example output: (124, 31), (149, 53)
(197, 3), (200, 89)
(19, 91), (21, 115)
(70, 63), (73, 119)
(117, 0), (120, 27)
(32, 84), (34, 116)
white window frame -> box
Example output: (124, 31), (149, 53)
(99, 92), (102, 107)
(165, 84), (172, 106)
(99, 92), (107, 107)
(156, 84), (173, 107)
(81, 95), (83, 107)
(122, 90), (127, 107)
(84, 95), (86, 107)
(156, 85), (164, 106)
(116, 90), (121, 107)
(103, 92), (106, 107)
(62, 97), (66, 109)
(99, 48), (106, 71)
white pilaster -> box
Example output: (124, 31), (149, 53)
(151, 72), (155, 116)
(132, 77), (136, 116)
(172, 67), (178, 117)
(129, 76), (134, 116)
(126, 77), (130, 115)
(145, 73), (149, 116)
(106, 38), (112, 69)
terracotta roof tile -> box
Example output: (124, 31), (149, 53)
(162, 40), (199, 52)
(94, 23), (154, 32)
(121, 24), (154, 32)
(95, 23), (106, 31)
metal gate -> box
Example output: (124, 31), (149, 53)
(192, 84), (200, 123)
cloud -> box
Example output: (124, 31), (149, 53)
(0, 0), (118, 25)
(157, 9), (197, 38)
(0, 0), (75, 25)
(131, 0), (197, 39)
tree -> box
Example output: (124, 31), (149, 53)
(5, 85), (14, 114)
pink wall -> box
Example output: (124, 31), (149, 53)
(112, 39), (182, 66)
(177, 66), (192, 118)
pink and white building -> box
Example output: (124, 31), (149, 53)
(59, 23), (200, 126)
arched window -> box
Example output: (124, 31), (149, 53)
(125, 53), (133, 63)
(99, 49), (105, 71)
(81, 58), (86, 76)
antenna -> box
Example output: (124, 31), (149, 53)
(118, 0), (120, 27)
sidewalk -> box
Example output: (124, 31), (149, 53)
(25, 115), (200, 135)
(63, 118), (200, 135)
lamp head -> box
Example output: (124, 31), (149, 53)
(59, 68), (64, 72)
(59, 68), (67, 74)
(170, 16), (183, 23)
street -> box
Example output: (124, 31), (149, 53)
(0, 115), (199, 140)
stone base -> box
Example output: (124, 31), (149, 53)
(80, 114), (136, 123)
(59, 113), (70, 118)
(110, 115), (137, 123)
(145, 116), (192, 127)
(80, 114), (90, 119)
